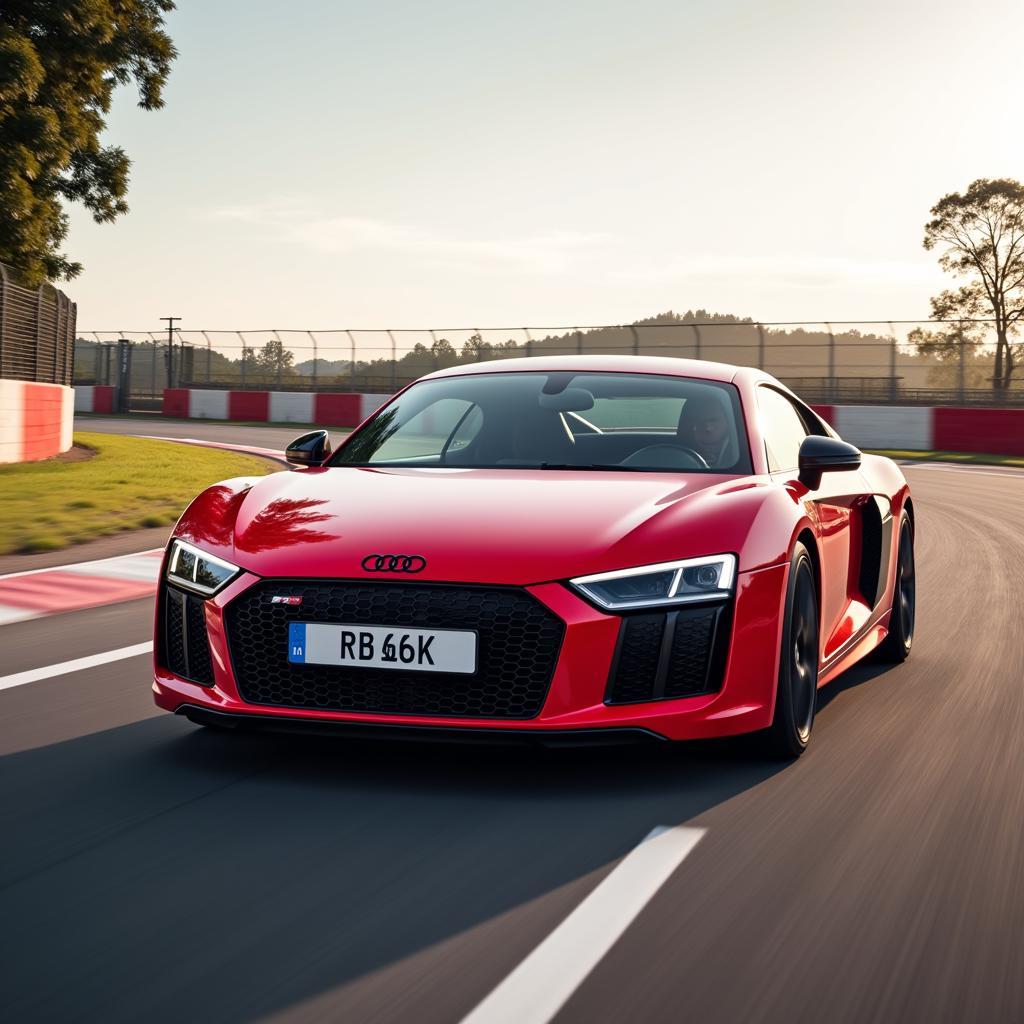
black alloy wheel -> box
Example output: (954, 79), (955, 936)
(761, 542), (820, 759)
(876, 511), (915, 663)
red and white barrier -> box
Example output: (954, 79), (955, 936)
(0, 380), (74, 464)
(814, 405), (1024, 457)
(155, 391), (1024, 456)
(74, 385), (116, 414)
(163, 389), (389, 428)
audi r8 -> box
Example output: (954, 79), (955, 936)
(154, 355), (915, 757)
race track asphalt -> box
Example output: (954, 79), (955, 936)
(2, 423), (1023, 1023)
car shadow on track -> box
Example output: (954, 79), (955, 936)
(0, 712), (790, 1024)
(816, 656), (897, 713)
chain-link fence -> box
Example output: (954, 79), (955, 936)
(75, 318), (1023, 407)
(0, 263), (77, 385)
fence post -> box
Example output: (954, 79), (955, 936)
(386, 330), (397, 390)
(237, 331), (248, 388)
(888, 322), (898, 402)
(347, 330), (356, 384)
(574, 329), (583, 355)
(524, 329), (533, 357)
(308, 331), (319, 389)
(147, 333), (158, 398)
(35, 285), (44, 380)
(0, 263), (7, 377)
(825, 323), (836, 402)
(65, 300), (76, 385)
(756, 323), (765, 370)
(272, 330), (284, 388)
(958, 323), (966, 403)
(201, 331), (212, 384)
(52, 289), (61, 381)
(692, 324), (701, 359)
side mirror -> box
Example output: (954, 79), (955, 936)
(798, 435), (861, 490)
(286, 429), (332, 468)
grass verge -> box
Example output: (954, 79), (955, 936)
(0, 432), (275, 555)
(868, 449), (1024, 468)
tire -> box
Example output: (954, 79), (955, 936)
(760, 542), (820, 759)
(875, 511), (915, 663)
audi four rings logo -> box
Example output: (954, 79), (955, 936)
(361, 554), (427, 573)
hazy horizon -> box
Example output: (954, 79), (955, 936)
(66, 0), (1023, 331)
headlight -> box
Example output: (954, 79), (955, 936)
(166, 539), (241, 597)
(570, 554), (736, 611)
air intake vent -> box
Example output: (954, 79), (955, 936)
(606, 604), (730, 704)
(162, 585), (215, 686)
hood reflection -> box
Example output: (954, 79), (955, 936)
(179, 485), (250, 547)
(237, 497), (335, 552)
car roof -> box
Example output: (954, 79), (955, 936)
(420, 354), (761, 384)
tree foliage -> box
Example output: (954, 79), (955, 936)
(922, 178), (1024, 390)
(255, 337), (296, 383)
(0, 1), (176, 285)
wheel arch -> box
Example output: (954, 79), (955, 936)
(903, 494), (916, 535)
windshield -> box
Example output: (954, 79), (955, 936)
(330, 371), (752, 474)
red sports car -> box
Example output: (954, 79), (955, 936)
(154, 355), (914, 757)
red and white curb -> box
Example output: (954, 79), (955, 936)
(0, 549), (163, 626)
(162, 388), (389, 427)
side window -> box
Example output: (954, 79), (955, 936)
(757, 387), (809, 472)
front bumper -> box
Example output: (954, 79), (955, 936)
(153, 566), (788, 742)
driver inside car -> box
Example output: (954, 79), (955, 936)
(677, 394), (732, 467)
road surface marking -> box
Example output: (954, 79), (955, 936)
(0, 603), (39, 626)
(460, 824), (706, 1024)
(0, 548), (163, 582)
(0, 642), (153, 692)
(902, 462), (1024, 479)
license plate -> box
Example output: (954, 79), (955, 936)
(287, 622), (477, 674)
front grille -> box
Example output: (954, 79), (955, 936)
(606, 603), (730, 704)
(161, 585), (215, 685)
(224, 580), (565, 719)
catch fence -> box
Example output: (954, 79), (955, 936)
(74, 319), (1024, 408)
(0, 264), (77, 385)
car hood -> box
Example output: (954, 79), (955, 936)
(177, 466), (769, 586)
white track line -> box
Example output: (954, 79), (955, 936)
(460, 825), (706, 1024)
(0, 642), (153, 692)
(902, 463), (1024, 480)
(0, 548), (163, 582)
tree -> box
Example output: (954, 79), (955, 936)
(923, 179), (1024, 391)
(0, 1), (176, 285)
(256, 337), (295, 383)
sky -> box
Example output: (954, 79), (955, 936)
(67, 0), (1024, 334)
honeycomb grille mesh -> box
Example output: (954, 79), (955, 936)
(165, 588), (187, 677)
(225, 580), (565, 719)
(608, 615), (666, 704)
(664, 608), (719, 699)
(606, 604), (727, 704)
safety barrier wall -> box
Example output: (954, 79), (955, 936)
(161, 389), (390, 427)
(0, 380), (74, 464)
(74, 385), (116, 415)
(813, 405), (1024, 457)
(130, 391), (1024, 458)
